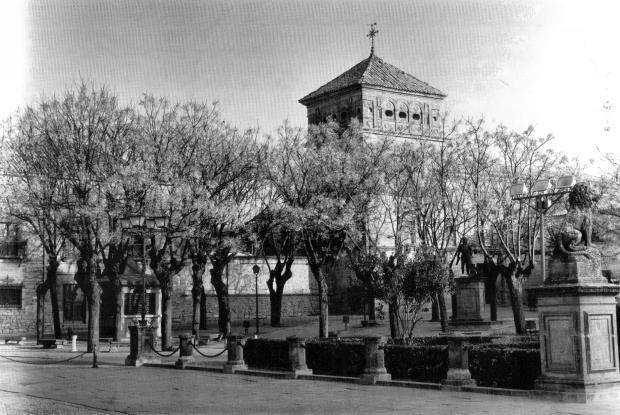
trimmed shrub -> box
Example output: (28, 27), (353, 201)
(306, 340), (365, 377)
(385, 345), (448, 383)
(244, 338), (290, 371)
(469, 346), (541, 390)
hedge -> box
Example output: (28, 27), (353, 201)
(385, 345), (448, 383)
(244, 338), (290, 371)
(241, 337), (542, 390)
(468, 346), (541, 389)
(306, 340), (366, 377)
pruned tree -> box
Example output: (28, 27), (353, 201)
(463, 120), (566, 334)
(187, 118), (262, 335)
(249, 206), (299, 327)
(5, 84), (136, 366)
(267, 120), (389, 337)
(3, 133), (67, 339)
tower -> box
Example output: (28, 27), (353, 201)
(299, 25), (446, 141)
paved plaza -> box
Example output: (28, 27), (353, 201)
(0, 346), (617, 415)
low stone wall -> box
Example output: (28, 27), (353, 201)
(171, 293), (319, 329)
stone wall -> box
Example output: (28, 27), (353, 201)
(171, 293), (319, 329)
(0, 259), (42, 337)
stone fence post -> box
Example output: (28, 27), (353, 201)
(125, 324), (161, 367)
(360, 336), (391, 384)
(175, 333), (195, 369)
(287, 336), (312, 378)
(223, 334), (247, 374)
(442, 334), (475, 387)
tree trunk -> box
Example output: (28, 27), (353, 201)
(160, 279), (173, 349)
(36, 282), (49, 342)
(317, 275), (329, 338)
(191, 286), (202, 336)
(199, 290), (207, 330)
(430, 297), (439, 322)
(47, 258), (62, 339)
(210, 266), (230, 335)
(437, 292), (448, 332)
(388, 297), (400, 339)
(488, 275), (498, 322)
(191, 261), (206, 336)
(267, 265), (287, 327)
(504, 267), (526, 335)
(306, 259), (329, 338)
(367, 295), (376, 321)
(83, 256), (100, 366)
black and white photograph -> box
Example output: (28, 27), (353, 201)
(0, 1), (619, 413)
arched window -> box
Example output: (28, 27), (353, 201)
(383, 102), (396, 120)
(410, 104), (422, 123)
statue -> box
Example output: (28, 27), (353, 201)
(550, 182), (604, 283)
(455, 237), (475, 277)
(555, 183), (595, 257)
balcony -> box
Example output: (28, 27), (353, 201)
(0, 240), (27, 259)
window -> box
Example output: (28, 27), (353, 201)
(63, 284), (85, 322)
(432, 109), (439, 123)
(384, 110), (394, 118)
(411, 113), (421, 121)
(0, 286), (22, 308)
(124, 291), (156, 315)
(398, 111), (407, 119)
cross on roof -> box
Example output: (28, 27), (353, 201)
(367, 23), (379, 55)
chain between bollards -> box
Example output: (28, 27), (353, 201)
(148, 343), (180, 357)
(0, 351), (90, 365)
(191, 342), (227, 358)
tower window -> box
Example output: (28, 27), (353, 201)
(384, 110), (394, 118)
(411, 113), (421, 121)
(398, 111), (407, 119)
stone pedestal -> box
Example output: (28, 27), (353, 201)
(442, 333), (476, 387)
(125, 324), (161, 367)
(360, 336), (391, 384)
(223, 335), (247, 374)
(175, 333), (195, 369)
(287, 336), (312, 378)
(532, 251), (620, 402)
(450, 278), (492, 327)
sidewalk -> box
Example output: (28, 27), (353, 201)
(0, 358), (616, 415)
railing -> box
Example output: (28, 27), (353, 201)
(0, 240), (27, 259)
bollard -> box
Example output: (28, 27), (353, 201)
(360, 336), (391, 384)
(223, 334), (247, 374)
(71, 335), (78, 352)
(287, 336), (312, 378)
(175, 333), (195, 369)
(442, 333), (475, 387)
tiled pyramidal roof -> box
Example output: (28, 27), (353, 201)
(299, 53), (446, 104)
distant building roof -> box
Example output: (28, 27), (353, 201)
(299, 53), (446, 105)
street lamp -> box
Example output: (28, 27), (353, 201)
(252, 264), (261, 335)
(509, 175), (575, 282)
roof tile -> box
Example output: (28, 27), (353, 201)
(299, 54), (446, 104)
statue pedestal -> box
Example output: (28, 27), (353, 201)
(450, 278), (492, 328)
(532, 252), (620, 402)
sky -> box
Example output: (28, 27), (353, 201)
(1, 0), (618, 164)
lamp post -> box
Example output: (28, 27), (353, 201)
(509, 175), (575, 283)
(252, 264), (260, 335)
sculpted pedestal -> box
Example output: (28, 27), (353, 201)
(532, 250), (620, 402)
(450, 278), (492, 328)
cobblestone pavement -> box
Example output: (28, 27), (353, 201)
(0, 354), (618, 415)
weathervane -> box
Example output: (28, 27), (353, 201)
(367, 22), (378, 55)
